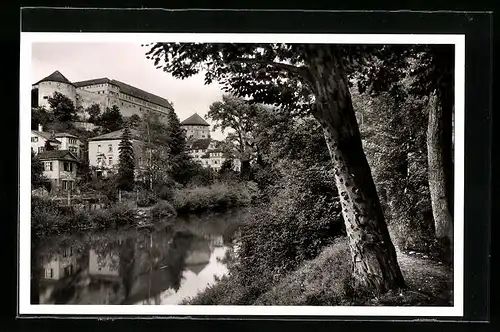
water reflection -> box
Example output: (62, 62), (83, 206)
(32, 208), (246, 305)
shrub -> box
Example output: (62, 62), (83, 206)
(136, 190), (159, 207)
(151, 200), (177, 219)
(172, 182), (251, 213)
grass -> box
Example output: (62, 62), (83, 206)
(183, 237), (453, 306)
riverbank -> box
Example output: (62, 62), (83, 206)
(183, 238), (453, 306)
(32, 181), (255, 236)
(31, 196), (176, 236)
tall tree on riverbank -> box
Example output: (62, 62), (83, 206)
(354, 44), (454, 253)
(145, 43), (405, 293)
(163, 108), (193, 184)
(207, 95), (266, 180)
(117, 127), (135, 191)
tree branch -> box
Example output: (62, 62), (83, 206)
(232, 57), (307, 78)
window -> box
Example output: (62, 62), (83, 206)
(45, 268), (53, 278)
(31, 137), (38, 142)
(97, 145), (101, 153)
(63, 162), (73, 172)
(43, 96), (48, 99)
(44, 162), (52, 171)
(108, 156), (113, 165)
(214, 161), (218, 164)
(69, 147), (77, 154)
(108, 144), (112, 152)
(38, 147), (45, 153)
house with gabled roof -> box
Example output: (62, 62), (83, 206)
(37, 150), (79, 192)
(54, 132), (84, 159)
(88, 128), (144, 177)
(31, 124), (62, 154)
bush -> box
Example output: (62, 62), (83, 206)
(32, 196), (138, 235)
(151, 200), (177, 219)
(172, 182), (252, 213)
(136, 190), (159, 207)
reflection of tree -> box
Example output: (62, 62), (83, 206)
(119, 237), (136, 298)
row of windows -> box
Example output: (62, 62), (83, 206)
(97, 156), (114, 165)
(68, 138), (78, 144)
(97, 144), (113, 153)
(44, 161), (75, 172)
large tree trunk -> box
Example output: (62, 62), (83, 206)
(304, 45), (405, 293)
(427, 93), (453, 244)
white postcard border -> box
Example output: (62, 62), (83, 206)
(19, 32), (465, 317)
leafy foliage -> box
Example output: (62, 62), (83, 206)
(47, 92), (78, 122)
(31, 151), (47, 189)
(117, 127), (135, 191)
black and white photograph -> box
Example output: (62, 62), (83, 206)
(19, 32), (466, 317)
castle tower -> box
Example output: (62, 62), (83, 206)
(32, 70), (77, 108)
(180, 112), (211, 140)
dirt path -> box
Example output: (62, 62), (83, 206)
(376, 249), (454, 306)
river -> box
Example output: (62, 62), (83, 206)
(31, 208), (248, 305)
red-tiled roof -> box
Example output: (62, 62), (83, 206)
(33, 70), (73, 86)
(181, 113), (210, 126)
(38, 150), (79, 162)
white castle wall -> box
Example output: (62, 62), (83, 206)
(36, 81), (76, 108)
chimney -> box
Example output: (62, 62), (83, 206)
(38, 124), (43, 132)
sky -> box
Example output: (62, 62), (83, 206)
(31, 42), (226, 140)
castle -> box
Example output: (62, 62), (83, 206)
(180, 113), (227, 172)
(31, 70), (173, 120)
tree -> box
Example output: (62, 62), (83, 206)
(96, 105), (124, 133)
(163, 109), (193, 184)
(85, 103), (102, 123)
(44, 139), (54, 151)
(354, 44), (454, 251)
(207, 95), (257, 179)
(117, 127), (135, 191)
(145, 43), (405, 292)
(31, 151), (47, 189)
(124, 114), (141, 128)
(31, 107), (53, 130)
(47, 91), (78, 123)
(137, 112), (171, 190)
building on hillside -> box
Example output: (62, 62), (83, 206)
(180, 113), (211, 140)
(38, 150), (79, 192)
(32, 70), (173, 122)
(88, 128), (144, 177)
(31, 125), (62, 154)
(181, 112), (229, 171)
(53, 132), (84, 159)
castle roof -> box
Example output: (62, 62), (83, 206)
(38, 150), (79, 162)
(34, 70), (73, 86)
(181, 113), (210, 126)
(73, 77), (173, 110)
(89, 128), (140, 142)
(188, 138), (211, 150)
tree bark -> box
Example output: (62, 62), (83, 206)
(427, 93), (454, 243)
(304, 45), (405, 293)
